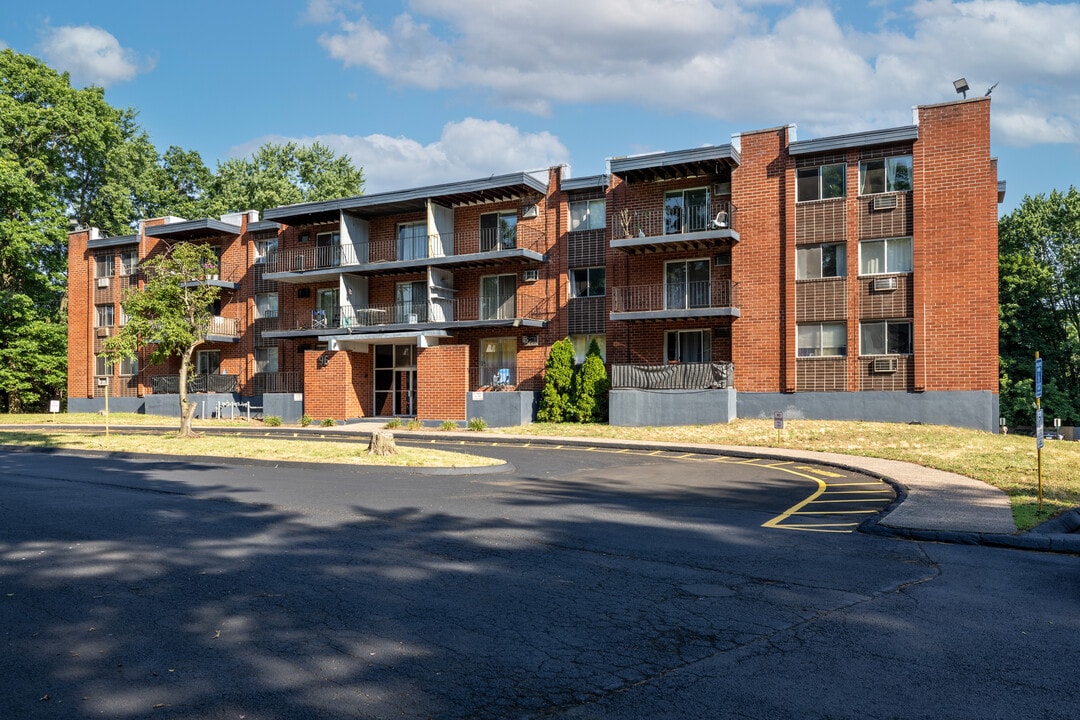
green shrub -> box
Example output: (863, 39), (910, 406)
(571, 338), (609, 423)
(439, 420), (457, 431)
(406, 419), (423, 430)
(300, 414), (313, 427)
(537, 337), (575, 422)
(467, 416), (487, 431)
(264, 415), (282, 427)
(384, 418), (403, 429)
(321, 418), (336, 427)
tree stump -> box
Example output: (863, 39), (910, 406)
(367, 430), (398, 456)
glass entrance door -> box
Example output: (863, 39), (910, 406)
(374, 344), (416, 416)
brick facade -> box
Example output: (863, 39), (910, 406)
(66, 98), (1000, 427)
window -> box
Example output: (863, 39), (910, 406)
(666, 329), (711, 363)
(664, 188), (709, 234)
(397, 222), (428, 261)
(860, 237), (912, 275)
(861, 320), (912, 355)
(796, 243), (847, 280)
(316, 232), (340, 267)
(480, 337), (517, 386)
(571, 334), (606, 364)
(95, 254), (114, 278)
(95, 304), (114, 327)
(254, 292), (278, 320)
(665, 259), (711, 309)
(395, 281), (428, 323)
(119, 356), (138, 376)
(859, 155), (912, 195)
(255, 347), (278, 374)
(569, 199), (605, 231)
(480, 212), (517, 251)
(569, 267), (606, 298)
(196, 350), (221, 375)
(480, 274), (516, 320)
(95, 355), (110, 377)
(120, 250), (138, 276)
(797, 322), (847, 357)
(255, 238), (278, 265)
(796, 163), (846, 202)
(316, 288), (339, 326)
(119, 306), (128, 327)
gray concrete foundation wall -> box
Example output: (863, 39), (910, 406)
(263, 394), (304, 424)
(68, 397), (145, 415)
(144, 393), (241, 419)
(610, 389), (737, 427)
(466, 391), (539, 427)
(737, 391), (999, 432)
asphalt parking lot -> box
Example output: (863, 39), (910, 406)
(1, 445), (1077, 719)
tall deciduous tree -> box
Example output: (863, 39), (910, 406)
(998, 187), (1080, 425)
(211, 141), (364, 214)
(102, 243), (222, 436)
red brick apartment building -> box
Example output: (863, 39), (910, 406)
(68, 98), (1002, 430)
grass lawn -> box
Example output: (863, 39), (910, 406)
(1, 414), (1075, 529)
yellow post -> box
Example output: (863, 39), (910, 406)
(1036, 351), (1042, 513)
(104, 375), (110, 439)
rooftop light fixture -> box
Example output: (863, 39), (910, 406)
(953, 78), (970, 98)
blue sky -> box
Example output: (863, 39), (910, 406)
(2, 0), (1079, 214)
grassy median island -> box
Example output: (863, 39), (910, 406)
(1, 415), (1076, 528)
(497, 419), (1080, 530)
(0, 420), (500, 470)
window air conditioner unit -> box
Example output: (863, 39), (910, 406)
(872, 195), (898, 211)
(872, 357), (898, 373)
(521, 204), (539, 219)
(96, 327), (110, 337)
(713, 181), (732, 196)
(522, 269), (539, 282)
(97, 277), (110, 288)
(873, 276), (898, 292)
(714, 252), (731, 267)
(96, 377), (109, 386)
(521, 334), (539, 347)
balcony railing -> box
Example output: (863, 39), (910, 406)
(149, 374), (239, 394)
(470, 364), (518, 390)
(611, 281), (737, 313)
(206, 315), (240, 338)
(611, 362), (734, 390)
(273, 295), (549, 332)
(250, 371), (302, 394)
(263, 225), (547, 274)
(613, 200), (737, 240)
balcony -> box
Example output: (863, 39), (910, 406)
(204, 315), (240, 342)
(611, 362), (734, 390)
(610, 281), (739, 321)
(149, 373), (239, 394)
(611, 200), (738, 253)
(250, 371), (302, 395)
(263, 296), (548, 339)
(262, 225), (547, 283)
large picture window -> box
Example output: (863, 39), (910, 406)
(664, 188), (709, 234)
(797, 322), (847, 357)
(796, 244), (847, 280)
(570, 334), (606, 364)
(861, 320), (913, 355)
(397, 222), (427, 261)
(796, 163), (845, 202)
(480, 337), (517, 386)
(569, 267), (606, 298)
(569, 199), (605, 231)
(255, 347), (278, 374)
(254, 292), (278, 320)
(665, 259), (710, 309)
(860, 237), (912, 275)
(480, 274), (516, 320)
(665, 329), (711, 364)
(859, 156), (912, 195)
(480, 212), (517, 251)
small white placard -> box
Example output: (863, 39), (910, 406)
(472, 392), (484, 401)
(773, 411), (785, 429)
(293, 393), (303, 402)
(49, 400), (61, 414)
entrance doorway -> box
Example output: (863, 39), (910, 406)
(374, 344), (416, 416)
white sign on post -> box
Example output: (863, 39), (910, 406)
(774, 411), (784, 430)
(49, 400), (60, 414)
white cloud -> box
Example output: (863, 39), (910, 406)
(309, 0), (1080, 148)
(39, 25), (152, 88)
(228, 118), (570, 193)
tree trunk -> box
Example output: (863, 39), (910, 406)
(178, 345), (198, 437)
(367, 430), (397, 456)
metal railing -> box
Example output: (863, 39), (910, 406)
(275, 295), (549, 331)
(611, 362), (734, 390)
(250, 371), (302, 394)
(611, 281), (737, 313)
(470, 364), (518, 390)
(613, 200), (737, 239)
(149, 374), (239, 394)
(263, 225), (548, 274)
(207, 315), (240, 338)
